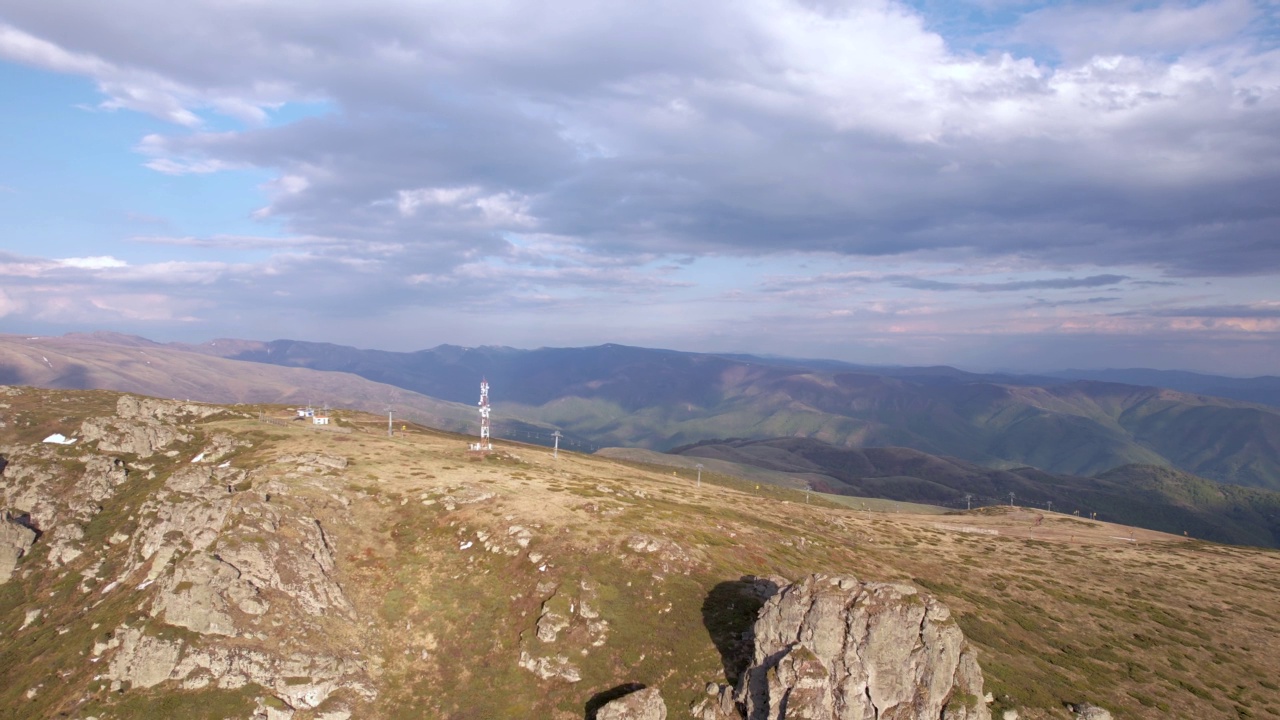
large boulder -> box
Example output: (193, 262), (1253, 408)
(597, 687), (667, 720)
(726, 574), (990, 720)
(0, 512), (37, 583)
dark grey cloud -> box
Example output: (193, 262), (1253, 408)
(892, 274), (1129, 292)
(760, 271), (1130, 294)
(1030, 296), (1120, 308)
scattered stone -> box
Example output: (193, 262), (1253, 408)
(518, 651), (581, 683)
(276, 453), (348, 471)
(597, 687), (667, 720)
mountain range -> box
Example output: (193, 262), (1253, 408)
(175, 336), (1280, 491)
(663, 437), (1280, 548)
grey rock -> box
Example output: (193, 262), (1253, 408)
(150, 553), (240, 636)
(80, 416), (190, 458)
(0, 512), (37, 583)
(106, 627), (183, 689)
(1069, 703), (1112, 720)
(115, 395), (223, 422)
(518, 650), (581, 682)
(735, 574), (991, 720)
(691, 684), (739, 720)
(598, 687), (667, 720)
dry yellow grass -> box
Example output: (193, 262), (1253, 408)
(2, 391), (1277, 719)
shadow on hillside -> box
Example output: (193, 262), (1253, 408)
(0, 365), (21, 385)
(701, 576), (778, 685)
(52, 363), (92, 389)
(584, 682), (646, 719)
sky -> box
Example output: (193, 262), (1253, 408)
(1, 0), (1278, 375)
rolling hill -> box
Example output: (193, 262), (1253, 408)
(7, 332), (1280, 492)
(0, 333), (480, 434)
(184, 337), (1280, 490)
(1051, 368), (1280, 408)
(664, 437), (1280, 548)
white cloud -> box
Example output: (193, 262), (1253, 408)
(2, 0), (1279, 372)
(58, 256), (128, 269)
(395, 186), (536, 227)
(1006, 0), (1260, 63)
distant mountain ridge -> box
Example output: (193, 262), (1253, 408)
(667, 436), (1280, 548)
(6, 333), (1280, 491)
(0, 333), (480, 433)
(1049, 368), (1280, 408)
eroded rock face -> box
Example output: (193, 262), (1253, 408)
(699, 574), (990, 720)
(598, 687), (668, 720)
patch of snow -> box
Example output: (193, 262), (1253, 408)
(19, 609), (41, 631)
(459, 541), (473, 550)
(100, 581), (119, 594)
(218, 461), (231, 468)
(136, 580), (154, 590)
(42, 433), (77, 445)
(191, 452), (206, 463)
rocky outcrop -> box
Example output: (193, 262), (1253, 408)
(695, 574), (990, 720)
(79, 396), (229, 458)
(0, 454), (62, 530)
(80, 415), (190, 458)
(103, 625), (373, 707)
(115, 395), (224, 423)
(598, 687), (667, 720)
(0, 512), (37, 582)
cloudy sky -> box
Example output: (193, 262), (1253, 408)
(1, 0), (1278, 374)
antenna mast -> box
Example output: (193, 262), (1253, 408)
(477, 378), (492, 451)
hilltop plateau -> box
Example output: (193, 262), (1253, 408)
(2, 386), (1279, 719)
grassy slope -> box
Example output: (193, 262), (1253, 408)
(2, 388), (1279, 719)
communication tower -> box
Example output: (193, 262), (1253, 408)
(470, 378), (493, 452)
